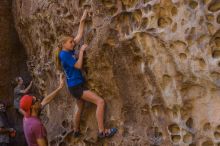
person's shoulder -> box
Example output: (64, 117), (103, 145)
(59, 50), (64, 55)
(59, 50), (70, 58)
(14, 86), (20, 93)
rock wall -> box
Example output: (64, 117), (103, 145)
(12, 0), (220, 146)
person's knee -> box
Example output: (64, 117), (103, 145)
(97, 98), (105, 107)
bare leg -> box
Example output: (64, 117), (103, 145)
(74, 99), (84, 131)
(81, 90), (105, 132)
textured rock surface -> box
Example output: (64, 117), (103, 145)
(12, 0), (220, 145)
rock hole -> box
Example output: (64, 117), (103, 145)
(171, 6), (177, 16)
(212, 50), (220, 58)
(197, 58), (206, 68)
(202, 0), (210, 5)
(59, 142), (67, 146)
(121, 0), (138, 8)
(58, 136), (62, 142)
(172, 40), (187, 49)
(183, 133), (193, 143)
(141, 104), (149, 115)
(83, 3), (91, 9)
(168, 124), (180, 134)
(217, 14), (220, 24)
(151, 105), (161, 116)
(143, 0), (151, 3)
(171, 135), (181, 143)
(57, 9), (61, 15)
(162, 74), (171, 88)
(143, 4), (152, 14)
(62, 7), (68, 15)
(131, 9), (142, 28)
(66, 14), (74, 20)
(190, 27), (196, 36)
(62, 131), (67, 136)
(158, 17), (172, 28)
(146, 55), (154, 65)
(175, 72), (183, 81)
(189, 0), (198, 9)
(216, 125), (220, 131)
(108, 7), (118, 15)
(208, 1), (220, 12)
(214, 37), (220, 47)
(186, 118), (193, 129)
(215, 131), (220, 140)
(203, 123), (211, 131)
(202, 140), (214, 146)
(141, 17), (148, 29)
(19, 0), (22, 8)
(172, 23), (177, 32)
(79, 0), (86, 7)
(206, 14), (214, 21)
(62, 120), (69, 128)
(179, 53), (187, 60)
(50, 140), (57, 145)
(218, 62), (220, 67)
(207, 23), (215, 34)
(101, 0), (115, 8)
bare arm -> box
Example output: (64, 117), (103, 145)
(19, 108), (26, 116)
(74, 10), (88, 44)
(20, 81), (33, 94)
(41, 74), (64, 107)
(74, 44), (87, 69)
(37, 138), (47, 146)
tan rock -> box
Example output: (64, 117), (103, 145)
(12, 0), (220, 145)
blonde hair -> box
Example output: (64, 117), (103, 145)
(54, 35), (73, 71)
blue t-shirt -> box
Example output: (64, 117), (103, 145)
(59, 50), (84, 87)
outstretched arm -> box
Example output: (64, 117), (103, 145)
(74, 10), (88, 44)
(20, 81), (33, 94)
(41, 74), (64, 107)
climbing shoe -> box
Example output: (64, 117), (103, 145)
(98, 128), (117, 139)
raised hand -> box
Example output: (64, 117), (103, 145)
(80, 10), (88, 22)
(80, 44), (88, 52)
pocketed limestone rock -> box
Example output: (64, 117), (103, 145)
(12, 0), (220, 145)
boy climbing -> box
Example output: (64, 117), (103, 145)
(54, 9), (117, 138)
